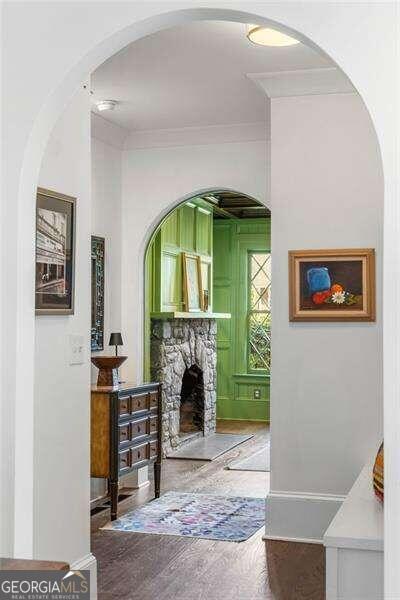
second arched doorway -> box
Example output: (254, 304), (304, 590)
(143, 189), (271, 455)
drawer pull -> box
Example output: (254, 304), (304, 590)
(119, 399), (129, 415)
(119, 451), (130, 470)
(131, 394), (148, 413)
(119, 425), (129, 443)
(138, 451), (141, 458)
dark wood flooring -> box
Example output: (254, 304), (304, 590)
(91, 421), (325, 600)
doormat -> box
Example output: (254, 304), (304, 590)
(102, 491), (265, 542)
(166, 433), (253, 461)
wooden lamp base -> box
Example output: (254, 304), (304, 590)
(91, 356), (127, 387)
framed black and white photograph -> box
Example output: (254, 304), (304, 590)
(35, 187), (76, 315)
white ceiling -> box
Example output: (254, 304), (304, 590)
(91, 20), (333, 132)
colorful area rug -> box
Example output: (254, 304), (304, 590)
(102, 491), (265, 542)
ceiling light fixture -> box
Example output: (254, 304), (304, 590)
(247, 25), (300, 47)
(96, 99), (118, 112)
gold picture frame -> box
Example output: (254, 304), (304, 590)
(289, 248), (375, 322)
(182, 253), (204, 312)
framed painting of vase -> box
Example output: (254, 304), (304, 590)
(289, 248), (375, 322)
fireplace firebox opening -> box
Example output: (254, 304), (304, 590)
(180, 365), (204, 435)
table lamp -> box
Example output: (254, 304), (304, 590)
(109, 332), (123, 356)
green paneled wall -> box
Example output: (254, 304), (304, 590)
(144, 199), (213, 378)
(213, 219), (271, 422)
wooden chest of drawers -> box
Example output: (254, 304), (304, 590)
(91, 382), (162, 520)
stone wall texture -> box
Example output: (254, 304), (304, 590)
(150, 319), (217, 455)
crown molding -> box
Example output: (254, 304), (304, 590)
(247, 67), (356, 98)
(91, 112), (128, 150)
(123, 121), (268, 150)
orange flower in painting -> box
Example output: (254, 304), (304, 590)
(330, 283), (343, 293)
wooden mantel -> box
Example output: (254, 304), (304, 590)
(150, 312), (231, 320)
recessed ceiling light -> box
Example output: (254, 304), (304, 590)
(96, 100), (118, 112)
(247, 25), (300, 47)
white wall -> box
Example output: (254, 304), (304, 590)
(34, 88), (92, 565)
(267, 93), (383, 541)
(91, 132), (123, 363)
(90, 118), (124, 500)
(120, 139), (268, 382)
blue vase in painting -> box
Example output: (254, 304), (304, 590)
(306, 267), (331, 295)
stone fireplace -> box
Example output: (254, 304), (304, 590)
(150, 318), (217, 455)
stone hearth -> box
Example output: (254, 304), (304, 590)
(150, 318), (217, 455)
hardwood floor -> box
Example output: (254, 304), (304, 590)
(91, 420), (325, 600)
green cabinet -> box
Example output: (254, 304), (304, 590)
(144, 199), (213, 378)
(149, 199), (213, 313)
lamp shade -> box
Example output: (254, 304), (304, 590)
(109, 332), (123, 346)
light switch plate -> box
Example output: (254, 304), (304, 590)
(69, 334), (85, 365)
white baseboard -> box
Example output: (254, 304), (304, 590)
(265, 491), (345, 544)
(263, 534), (324, 545)
(70, 552), (97, 600)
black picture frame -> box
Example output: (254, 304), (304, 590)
(91, 235), (105, 351)
(35, 187), (76, 315)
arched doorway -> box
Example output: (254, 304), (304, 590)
(143, 190), (270, 455)
(3, 4), (393, 595)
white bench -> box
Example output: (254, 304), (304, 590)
(323, 462), (383, 600)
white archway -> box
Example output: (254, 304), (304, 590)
(2, 3), (397, 596)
